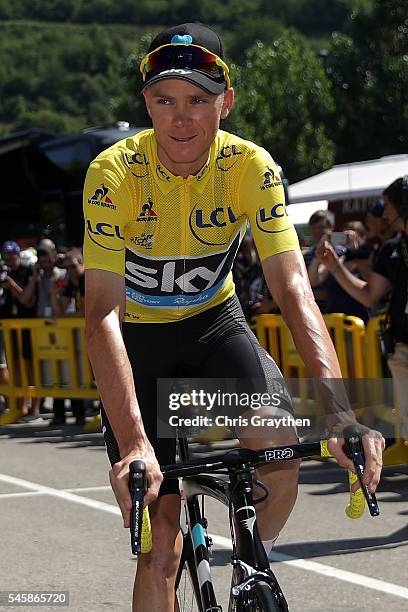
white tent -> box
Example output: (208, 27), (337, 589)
(288, 154), (408, 204)
(286, 200), (328, 225)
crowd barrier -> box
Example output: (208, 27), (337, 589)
(0, 318), (99, 427)
(252, 313), (406, 465)
(0, 314), (406, 464)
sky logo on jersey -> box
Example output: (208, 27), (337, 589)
(124, 233), (240, 307)
(189, 206), (240, 246)
(88, 184), (116, 210)
(86, 219), (125, 251)
(123, 151), (149, 177)
(137, 198), (158, 222)
(216, 145), (241, 171)
(255, 203), (292, 234)
(260, 167), (283, 191)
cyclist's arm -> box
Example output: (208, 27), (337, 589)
(85, 269), (162, 515)
(261, 250), (384, 492)
(85, 269), (146, 456)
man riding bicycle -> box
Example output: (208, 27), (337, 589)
(83, 23), (384, 612)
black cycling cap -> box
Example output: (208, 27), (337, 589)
(141, 23), (228, 94)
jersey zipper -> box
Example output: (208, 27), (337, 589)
(181, 180), (189, 312)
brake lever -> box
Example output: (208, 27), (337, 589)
(343, 430), (380, 517)
(129, 460), (146, 555)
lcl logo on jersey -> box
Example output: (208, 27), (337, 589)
(216, 145), (241, 171)
(255, 203), (291, 234)
(86, 219), (125, 251)
(260, 167), (283, 191)
(123, 151), (149, 177)
(189, 206), (239, 246)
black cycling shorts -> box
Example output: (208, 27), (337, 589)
(101, 295), (292, 496)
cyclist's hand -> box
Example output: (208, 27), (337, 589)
(327, 429), (385, 494)
(109, 440), (163, 528)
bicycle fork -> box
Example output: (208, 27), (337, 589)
(184, 493), (222, 612)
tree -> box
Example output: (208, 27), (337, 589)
(224, 30), (335, 181)
(111, 33), (153, 128)
(328, 0), (408, 162)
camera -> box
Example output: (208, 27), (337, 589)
(0, 264), (8, 283)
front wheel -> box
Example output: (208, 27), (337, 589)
(175, 533), (203, 612)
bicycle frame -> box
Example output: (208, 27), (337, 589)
(129, 430), (379, 610)
(168, 438), (324, 611)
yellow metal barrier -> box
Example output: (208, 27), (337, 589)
(1, 314), (406, 465)
(0, 318), (99, 426)
(252, 312), (407, 465)
(252, 313), (366, 378)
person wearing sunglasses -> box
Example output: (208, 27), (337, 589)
(83, 23), (384, 611)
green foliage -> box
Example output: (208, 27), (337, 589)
(224, 31), (335, 181)
(3, 0), (405, 183)
(328, 0), (408, 162)
(0, 0), (367, 31)
(0, 22), (142, 134)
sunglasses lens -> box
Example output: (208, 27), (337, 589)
(144, 46), (225, 80)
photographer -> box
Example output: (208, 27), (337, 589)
(0, 241), (36, 419)
(316, 177), (408, 439)
(21, 239), (66, 317)
(50, 248), (85, 317)
(307, 219), (370, 322)
(343, 201), (397, 282)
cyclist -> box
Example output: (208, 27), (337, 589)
(83, 23), (384, 611)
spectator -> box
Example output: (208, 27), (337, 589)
(316, 177), (408, 440)
(22, 239), (66, 317)
(51, 248), (85, 317)
(304, 210), (335, 311)
(49, 247), (86, 426)
(0, 240), (38, 420)
(21, 239), (84, 427)
(307, 215), (370, 322)
(365, 199), (397, 250)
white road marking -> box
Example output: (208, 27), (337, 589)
(0, 491), (43, 499)
(66, 485), (111, 493)
(1, 473), (407, 601)
(0, 485), (111, 500)
(0, 473), (120, 516)
(209, 534), (408, 600)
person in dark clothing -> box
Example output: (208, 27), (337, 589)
(51, 248), (85, 317)
(316, 177), (408, 440)
(49, 248), (86, 426)
(0, 240), (37, 419)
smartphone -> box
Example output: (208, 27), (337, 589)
(330, 232), (347, 247)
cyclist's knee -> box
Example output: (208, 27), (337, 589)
(137, 494), (182, 574)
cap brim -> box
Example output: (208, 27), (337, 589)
(141, 69), (226, 94)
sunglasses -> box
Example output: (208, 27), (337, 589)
(140, 43), (231, 89)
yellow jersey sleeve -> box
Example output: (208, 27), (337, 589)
(237, 147), (299, 261)
(83, 153), (133, 275)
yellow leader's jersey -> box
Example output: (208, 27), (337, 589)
(83, 129), (299, 323)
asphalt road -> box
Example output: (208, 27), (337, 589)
(0, 420), (407, 611)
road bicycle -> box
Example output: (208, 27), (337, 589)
(129, 426), (379, 611)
